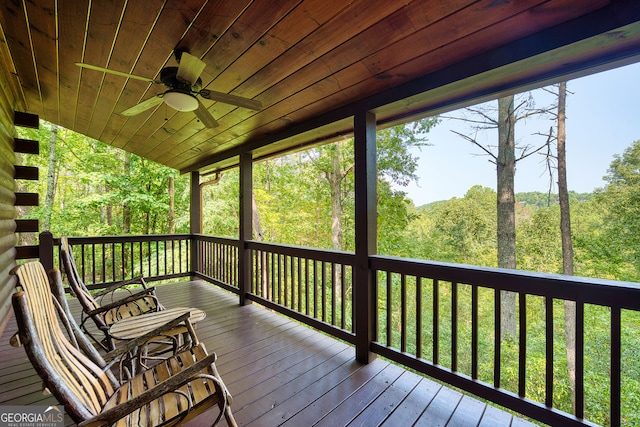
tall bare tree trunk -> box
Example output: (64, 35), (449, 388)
(556, 81), (577, 410)
(168, 176), (175, 233)
(328, 145), (344, 251)
(123, 152), (131, 234)
(43, 124), (58, 231)
(325, 143), (349, 304)
(252, 193), (269, 297)
(497, 96), (517, 341)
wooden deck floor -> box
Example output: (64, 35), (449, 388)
(0, 280), (539, 427)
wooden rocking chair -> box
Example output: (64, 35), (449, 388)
(12, 261), (237, 427)
(59, 237), (167, 351)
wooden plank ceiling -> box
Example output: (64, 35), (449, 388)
(1, 0), (640, 174)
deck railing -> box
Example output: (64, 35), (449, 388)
(192, 235), (240, 293)
(56, 235), (192, 289)
(31, 234), (640, 427)
(246, 241), (355, 344)
(370, 256), (640, 427)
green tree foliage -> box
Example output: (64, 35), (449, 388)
(408, 186), (497, 265)
(201, 171), (240, 238)
(588, 140), (640, 280)
(17, 121), (189, 237)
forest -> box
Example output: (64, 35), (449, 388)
(15, 81), (640, 426)
(17, 124), (640, 283)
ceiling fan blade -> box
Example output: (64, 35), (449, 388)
(199, 89), (263, 111)
(193, 100), (219, 128)
(76, 63), (159, 83)
(176, 52), (206, 85)
(121, 95), (164, 116)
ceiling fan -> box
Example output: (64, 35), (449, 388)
(76, 51), (262, 128)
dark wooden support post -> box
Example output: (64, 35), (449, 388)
(39, 231), (54, 272)
(354, 110), (377, 363)
(190, 171), (201, 277)
(238, 152), (253, 306)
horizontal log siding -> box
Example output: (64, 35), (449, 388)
(0, 79), (16, 332)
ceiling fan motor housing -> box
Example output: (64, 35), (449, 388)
(160, 66), (202, 92)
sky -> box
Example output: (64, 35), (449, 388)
(400, 61), (640, 206)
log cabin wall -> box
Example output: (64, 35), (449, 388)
(0, 70), (16, 334)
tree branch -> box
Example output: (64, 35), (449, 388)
(450, 130), (498, 160)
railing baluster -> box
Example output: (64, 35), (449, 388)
(416, 276), (422, 360)
(253, 249), (259, 295)
(146, 241), (151, 276)
(271, 252), (276, 301)
(158, 240), (163, 276)
(298, 257), (303, 313)
(494, 289), (501, 388)
(519, 292), (527, 397)
(178, 239), (182, 274)
(129, 241), (134, 279)
(321, 261), (327, 322)
(304, 258), (310, 316)
(452, 281), (458, 372)
(279, 254), (284, 305)
(546, 296), (554, 407)
(401, 273), (407, 354)
(111, 242), (115, 281)
(387, 272), (392, 347)
(227, 243), (231, 284)
(261, 249), (266, 296)
(331, 262), (336, 326)
(611, 306), (621, 427)
(81, 244), (86, 283)
(313, 260), (318, 319)
(92, 244), (96, 284)
(283, 254), (289, 307)
(138, 241), (142, 277)
(171, 239), (175, 275)
(100, 243), (105, 283)
(472, 284), (478, 380)
(341, 264), (346, 330)
(291, 256), (296, 310)
(373, 270), (379, 342)
(576, 300), (584, 419)
(217, 242), (221, 281)
(433, 278), (439, 365)
(120, 242), (125, 280)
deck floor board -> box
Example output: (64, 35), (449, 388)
(0, 280), (540, 427)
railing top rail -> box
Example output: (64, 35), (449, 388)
(66, 234), (191, 244)
(193, 234), (240, 245)
(371, 255), (640, 310)
(246, 240), (356, 265)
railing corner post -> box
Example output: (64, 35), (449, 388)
(238, 152), (253, 306)
(354, 110), (377, 364)
(39, 231), (54, 272)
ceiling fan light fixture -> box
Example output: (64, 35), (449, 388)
(163, 90), (198, 111)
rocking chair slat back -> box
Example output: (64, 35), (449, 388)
(59, 237), (99, 311)
(59, 237), (161, 350)
(12, 262), (117, 420)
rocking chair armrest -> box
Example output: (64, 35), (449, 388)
(93, 276), (149, 297)
(79, 349), (219, 427)
(85, 288), (158, 316)
(103, 312), (192, 361)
